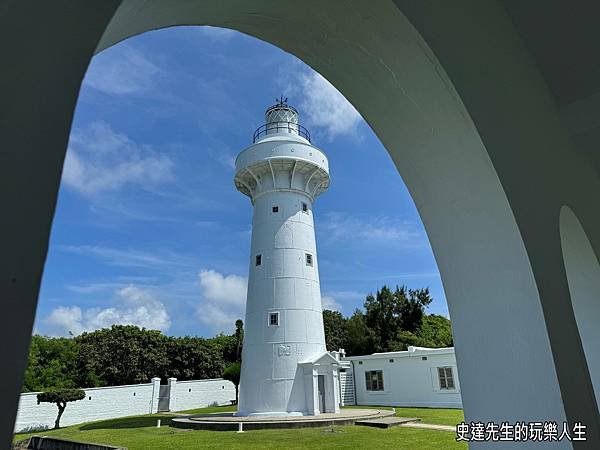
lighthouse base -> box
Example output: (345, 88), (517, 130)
(172, 409), (396, 431)
(238, 351), (342, 417)
(235, 411), (304, 417)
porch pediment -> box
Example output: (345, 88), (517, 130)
(298, 351), (340, 367)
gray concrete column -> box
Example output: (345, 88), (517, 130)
(394, 1), (600, 446)
(0, 2), (121, 447)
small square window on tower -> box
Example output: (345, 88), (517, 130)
(305, 253), (313, 266)
(302, 202), (308, 213)
(269, 312), (279, 326)
(255, 254), (262, 266)
(272, 206), (279, 213)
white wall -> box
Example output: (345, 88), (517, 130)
(344, 348), (462, 409)
(15, 381), (157, 433)
(170, 379), (235, 412)
(15, 377), (235, 433)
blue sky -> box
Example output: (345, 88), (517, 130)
(34, 26), (447, 337)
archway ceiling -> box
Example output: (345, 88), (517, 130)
(502, 0), (600, 175)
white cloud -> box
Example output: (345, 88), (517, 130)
(196, 269), (247, 332)
(197, 26), (238, 41)
(84, 45), (160, 95)
(284, 69), (362, 139)
(42, 285), (171, 336)
(319, 212), (427, 247)
(57, 245), (186, 270)
(62, 121), (174, 196)
(321, 295), (342, 312)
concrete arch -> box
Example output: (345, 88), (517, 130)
(2, 1), (600, 448)
(560, 206), (600, 408)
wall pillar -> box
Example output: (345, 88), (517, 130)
(332, 367), (340, 413)
(167, 378), (177, 412)
(150, 377), (161, 414)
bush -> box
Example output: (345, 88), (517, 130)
(222, 362), (241, 404)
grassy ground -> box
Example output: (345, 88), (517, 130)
(14, 406), (466, 450)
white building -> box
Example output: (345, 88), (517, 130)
(234, 99), (340, 416)
(340, 346), (462, 409)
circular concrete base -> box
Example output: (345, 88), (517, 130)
(171, 409), (395, 431)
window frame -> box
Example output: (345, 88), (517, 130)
(305, 253), (313, 267)
(268, 312), (280, 327)
(272, 206), (279, 213)
(365, 370), (384, 391)
(437, 366), (455, 390)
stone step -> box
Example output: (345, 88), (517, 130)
(355, 417), (421, 429)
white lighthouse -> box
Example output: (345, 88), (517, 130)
(234, 98), (340, 416)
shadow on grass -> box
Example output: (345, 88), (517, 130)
(79, 414), (173, 431)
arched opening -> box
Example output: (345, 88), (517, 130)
(77, 3), (577, 426)
(27, 24), (454, 424)
(560, 206), (600, 406)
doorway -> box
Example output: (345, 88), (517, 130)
(318, 375), (326, 413)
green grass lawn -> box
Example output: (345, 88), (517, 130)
(14, 406), (465, 450)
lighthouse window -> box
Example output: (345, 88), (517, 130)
(255, 254), (262, 266)
(272, 206), (279, 213)
(301, 202), (308, 212)
(305, 253), (313, 266)
(269, 312), (279, 326)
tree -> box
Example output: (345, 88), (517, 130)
(364, 285), (433, 351)
(416, 314), (453, 347)
(345, 309), (377, 356)
(23, 335), (79, 392)
(322, 310), (348, 352)
(37, 388), (85, 429)
(234, 319), (244, 362)
(388, 315), (453, 350)
(166, 336), (227, 381)
(75, 325), (169, 387)
(222, 362), (241, 404)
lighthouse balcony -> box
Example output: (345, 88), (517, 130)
(253, 121), (311, 143)
(234, 139), (329, 201)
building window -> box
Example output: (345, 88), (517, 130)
(358, 361), (363, 365)
(302, 202), (308, 213)
(272, 206), (279, 213)
(305, 253), (313, 266)
(389, 359), (394, 363)
(256, 254), (262, 266)
(365, 370), (384, 391)
(422, 356), (428, 361)
(269, 312), (279, 326)
(438, 367), (455, 389)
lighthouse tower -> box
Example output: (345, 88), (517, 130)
(234, 98), (340, 416)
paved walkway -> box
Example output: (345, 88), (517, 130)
(400, 422), (456, 432)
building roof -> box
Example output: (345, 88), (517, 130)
(342, 346), (455, 361)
